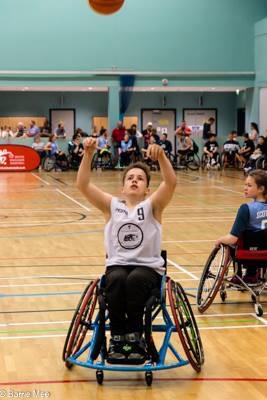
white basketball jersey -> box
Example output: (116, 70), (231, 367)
(104, 197), (165, 275)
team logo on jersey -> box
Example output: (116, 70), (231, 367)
(118, 223), (143, 249)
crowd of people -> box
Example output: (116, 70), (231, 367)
(1, 117), (266, 173)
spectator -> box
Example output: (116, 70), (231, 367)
(55, 122), (66, 138)
(159, 133), (172, 156)
(202, 117), (215, 140)
(249, 122), (259, 145)
(26, 120), (40, 138)
(236, 133), (255, 168)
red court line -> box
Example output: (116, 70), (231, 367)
(1, 377), (267, 386)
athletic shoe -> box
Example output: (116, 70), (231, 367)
(107, 335), (126, 362)
(125, 333), (147, 363)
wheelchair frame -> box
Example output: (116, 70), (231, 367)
(63, 275), (204, 386)
(197, 244), (267, 316)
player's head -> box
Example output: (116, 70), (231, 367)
(122, 162), (151, 199)
(245, 170), (267, 200)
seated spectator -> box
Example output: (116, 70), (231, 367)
(159, 133), (172, 156)
(32, 135), (46, 168)
(40, 118), (51, 137)
(236, 133), (255, 168)
(222, 131), (241, 167)
(203, 133), (220, 168)
(97, 128), (110, 151)
(1, 125), (14, 138)
(142, 122), (153, 149)
(54, 122), (66, 138)
(120, 133), (134, 167)
(244, 136), (267, 173)
(15, 122), (25, 138)
(91, 125), (99, 138)
(151, 128), (160, 144)
(68, 132), (84, 169)
(26, 120), (40, 138)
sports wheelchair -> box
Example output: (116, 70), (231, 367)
(201, 152), (222, 171)
(91, 149), (113, 171)
(172, 150), (200, 171)
(197, 231), (267, 317)
(63, 252), (204, 386)
(43, 151), (69, 172)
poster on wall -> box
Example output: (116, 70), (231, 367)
(183, 109), (217, 138)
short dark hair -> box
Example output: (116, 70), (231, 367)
(249, 170), (267, 197)
(122, 162), (151, 187)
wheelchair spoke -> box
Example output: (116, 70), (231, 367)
(168, 279), (204, 372)
(197, 245), (230, 312)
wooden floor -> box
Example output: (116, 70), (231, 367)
(0, 168), (266, 400)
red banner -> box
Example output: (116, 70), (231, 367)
(0, 144), (40, 172)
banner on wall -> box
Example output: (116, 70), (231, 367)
(0, 145), (40, 171)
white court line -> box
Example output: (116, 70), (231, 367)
(252, 313), (267, 325)
(0, 282), (89, 288)
(31, 173), (50, 186)
(56, 189), (91, 212)
(167, 258), (198, 280)
(0, 274), (99, 280)
(1, 324), (267, 340)
(163, 239), (214, 243)
(212, 185), (243, 195)
(0, 320), (70, 327)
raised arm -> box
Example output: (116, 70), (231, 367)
(76, 137), (112, 219)
(147, 144), (176, 222)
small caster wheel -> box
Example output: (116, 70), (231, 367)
(145, 371), (153, 386)
(255, 304), (263, 317)
(65, 360), (73, 370)
(220, 291), (227, 302)
(96, 370), (104, 385)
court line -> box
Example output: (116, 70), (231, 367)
(0, 291), (81, 298)
(0, 282), (89, 288)
(167, 258), (198, 280)
(0, 274), (98, 280)
(0, 324), (267, 340)
(212, 185), (243, 195)
(1, 376), (267, 385)
(31, 173), (50, 186)
(56, 189), (91, 212)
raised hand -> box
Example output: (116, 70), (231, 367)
(83, 137), (98, 154)
(146, 143), (164, 161)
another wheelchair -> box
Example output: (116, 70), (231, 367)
(201, 152), (222, 171)
(91, 149), (113, 171)
(197, 233), (267, 316)
(63, 254), (204, 386)
(255, 155), (267, 171)
(43, 151), (69, 172)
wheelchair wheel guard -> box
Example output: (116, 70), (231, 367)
(167, 278), (204, 372)
(197, 245), (230, 313)
(62, 279), (99, 362)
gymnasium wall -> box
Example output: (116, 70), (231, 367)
(0, 90), (239, 147)
(0, 0), (267, 72)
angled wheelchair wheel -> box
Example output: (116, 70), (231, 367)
(197, 245), (230, 313)
(167, 279), (204, 372)
(62, 278), (99, 363)
(187, 154), (200, 171)
(43, 157), (55, 172)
